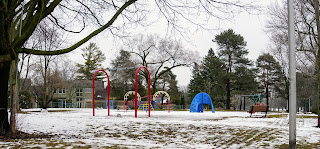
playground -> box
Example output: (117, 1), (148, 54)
(1, 108), (320, 148)
(2, 67), (315, 148)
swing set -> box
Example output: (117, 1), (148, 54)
(92, 66), (152, 118)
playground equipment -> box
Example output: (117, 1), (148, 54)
(238, 94), (263, 111)
(153, 91), (170, 113)
(190, 92), (215, 113)
(92, 69), (110, 116)
(105, 100), (114, 109)
(138, 102), (154, 111)
(124, 91), (141, 112)
(123, 92), (164, 112)
(134, 66), (151, 117)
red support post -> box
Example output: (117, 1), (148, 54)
(124, 101), (127, 112)
(134, 66), (151, 118)
(168, 100), (170, 113)
(92, 69), (110, 116)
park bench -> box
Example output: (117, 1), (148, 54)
(249, 105), (269, 117)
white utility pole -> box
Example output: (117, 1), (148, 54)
(288, 0), (297, 148)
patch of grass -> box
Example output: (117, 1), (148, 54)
(274, 144), (289, 149)
(123, 132), (139, 139)
(44, 140), (58, 146)
(0, 131), (51, 140)
(266, 136), (276, 142)
(215, 108), (237, 111)
(102, 144), (129, 149)
(268, 114), (288, 118)
(297, 115), (317, 118)
(73, 145), (92, 149)
(268, 114), (317, 119)
(17, 111), (29, 114)
(47, 110), (72, 112)
(26, 109), (73, 113)
(112, 133), (121, 137)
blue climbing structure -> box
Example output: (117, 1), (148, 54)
(190, 92), (215, 113)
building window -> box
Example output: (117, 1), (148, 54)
(58, 88), (66, 94)
(84, 88), (92, 93)
(76, 88), (83, 97)
(53, 89), (57, 94)
(76, 98), (82, 108)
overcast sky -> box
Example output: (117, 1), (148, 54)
(67, 0), (279, 88)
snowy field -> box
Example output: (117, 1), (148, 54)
(1, 108), (320, 148)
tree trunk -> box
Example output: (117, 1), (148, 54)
(226, 79), (231, 109)
(10, 84), (18, 133)
(266, 85), (269, 106)
(0, 62), (11, 132)
(315, 0), (320, 127)
(9, 60), (18, 133)
(244, 97), (246, 110)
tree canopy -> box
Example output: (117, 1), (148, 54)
(188, 49), (226, 108)
(76, 43), (106, 80)
(256, 53), (284, 106)
(214, 29), (253, 109)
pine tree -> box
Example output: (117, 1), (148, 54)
(256, 53), (284, 106)
(233, 66), (258, 97)
(76, 43), (106, 80)
(201, 48), (226, 107)
(110, 50), (136, 98)
(214, 29), (251, 109)
(188, 62), (204, 103)
(166, 71), (180, 104)
(188, 49), (226, 107)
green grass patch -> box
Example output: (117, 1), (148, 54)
(17, 111), (29, 114)
(268, 114), (317, 119)
(47, 110), (72, 112)
(297, 115), (317, 118)
(275, 142), (320, 149)
(267, 114), (288, 118)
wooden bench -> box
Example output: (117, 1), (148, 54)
(249, 105), (269, 117)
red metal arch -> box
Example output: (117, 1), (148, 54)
(135, 66), (151, 117)
(92, 69), (110, 116)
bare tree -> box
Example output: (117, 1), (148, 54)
(27, 21), (65, 109)
(266, 0), (320, 126)
(125, 34), (196, 93)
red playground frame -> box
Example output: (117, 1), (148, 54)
(135, 66), (151, 117)
(92, 69), (110, 116)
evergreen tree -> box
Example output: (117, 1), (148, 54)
(110, 50), (136, 99)
(110, 50), (148, 99)
(201, 48), (226, 108)
(188, 49), (226, 107)
(76, 43), (106, 80)
(164, 70), (180, 104)
(256, 53), (284, 106)
(214, 29), (251, 109)
(233, 66), (258, 95)
(188, 62), (204, 103)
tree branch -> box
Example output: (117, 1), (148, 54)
(0, 55), (13, 63)
(17, 0), (137, 55)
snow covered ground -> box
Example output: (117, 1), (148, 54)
(1, 108), (320, 148)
